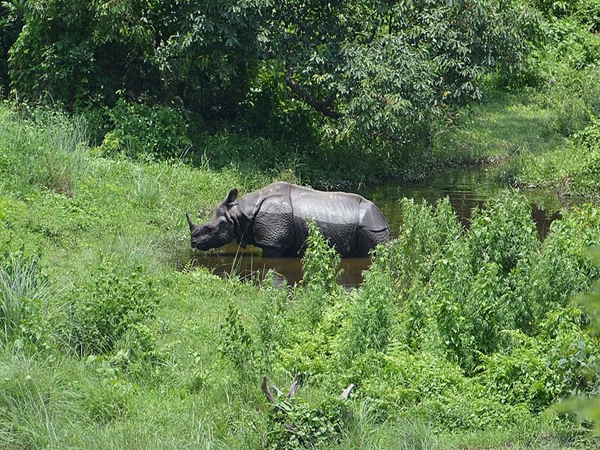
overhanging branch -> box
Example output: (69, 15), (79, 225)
(284, 67), (341, 120)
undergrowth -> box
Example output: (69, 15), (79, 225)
(1, 80), (600, 449)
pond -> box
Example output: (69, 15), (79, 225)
(180, 166), (572, 288)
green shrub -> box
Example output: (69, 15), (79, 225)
(341, 255), (393, 362)
(575, 0), (600, 31)
(535, 0), (600, 28)
(294, 221), (344, 332)
(277, 330), (332, 385)
(552, 250), (600, 428)
(382, 198), (462, 297)
(110, 322), (167, 379)
(0, 250), (49, 348)
(350, 348), (465, 421)
(468, 192), (538, 275)
(253, 272), (289, 373)
(265, 384), (350, 450)
(98, 100), (191, 161)
(68, 264), (157, 356)
(220, 301), (257, 380)
(301, 221), (342, 295)
(478, 331), (555, 412)
(277, 297), (347, 385)
(574, 118), (600, 150)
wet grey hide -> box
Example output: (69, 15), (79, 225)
(186, 182), (390, 257)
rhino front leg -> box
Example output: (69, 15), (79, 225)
(261, 246), (286, 258)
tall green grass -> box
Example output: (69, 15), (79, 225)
(1, 99), (600, 449)
(0, 106), (89, 197)
(0, 251), (49, 347)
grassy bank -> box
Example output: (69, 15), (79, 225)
(1, 99), (600, 449)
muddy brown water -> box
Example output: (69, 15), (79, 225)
(180, 167), (571, 288)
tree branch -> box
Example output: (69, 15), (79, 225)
(287, 381), (298, 399)
(339, 384), (354, 400)
(284, 67), (341, 120)
(261, 375), (276, 403)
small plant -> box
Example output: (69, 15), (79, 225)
(110, 322), (166, 378)
(261, 376), (353, 449)
(0, 250), (49, 347)
(341, 256), (392, 362)
(68, 264), (158, 356)
(468, 192), (538, 275)
(297, 222), (344, 329)
(254, 272), (288, 373)
(219, 301), (256, 379)
(99, 99), (191, 161)
(301, 221), (342, 294)
(78, 362), (130, 424)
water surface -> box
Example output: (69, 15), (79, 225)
(182, 167), (571, 287)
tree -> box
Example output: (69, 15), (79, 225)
(8, 0), (158, 109)
(6, 0), (541, 150)
(0, 0), (25, 97)
(257, 0), (541, 146)
(8, 0), (271, 115)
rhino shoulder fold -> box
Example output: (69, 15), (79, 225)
(252, 195), (294, 251)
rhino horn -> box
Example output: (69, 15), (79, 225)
(185, 212), (195, 231)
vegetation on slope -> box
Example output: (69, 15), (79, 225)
(1, 101), (600, 448)
(1, 1), (600, 448)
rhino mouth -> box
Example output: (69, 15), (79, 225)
(191, 241), (211, 251)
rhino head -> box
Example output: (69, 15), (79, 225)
(187, 189), (239, 251)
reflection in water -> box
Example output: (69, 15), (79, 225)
(362, 166), (568, 240)
(182, 167), (574, 287)
(181, 243), (370, 288)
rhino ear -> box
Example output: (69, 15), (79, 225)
(223, 188), (238, 206)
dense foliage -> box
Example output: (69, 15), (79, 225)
(2, 1), (600, 447)
(3, 1), (600, 189)
(2, 0), (539, 160)
(1, 105), (600, 448)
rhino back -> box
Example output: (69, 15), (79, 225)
(289, 187), (363, 256)
(240, 182), (388, 257)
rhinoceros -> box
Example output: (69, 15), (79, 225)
(186, 182), (390, 257)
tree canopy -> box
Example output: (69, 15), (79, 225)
(2, 0), (541, 149)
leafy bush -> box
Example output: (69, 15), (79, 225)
(340, 256), (393, 362)
(98, 100), (191, 161)
(277, 292), (348, 385)
(301, 221), (342, 295)
(574, 118), (600, 150)
(219, 301), (257, 380)
(468, 192), (538, 275)
(68, 264), (158, 356)
(110, 322), (166, 378)
(553, 250), (600, 427)
(477, 331), (555, 412)
(379, 198), (462, 296)
(535, 0), (600, 27)
(264, 381), (351, 450)
(253, 273), (289, 373)
(576, 0), (600, 31)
